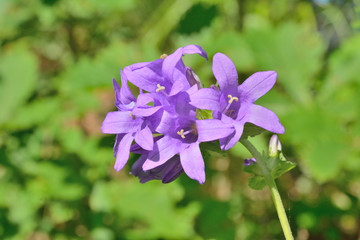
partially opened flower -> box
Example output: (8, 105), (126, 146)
(190, 53), (285, 150)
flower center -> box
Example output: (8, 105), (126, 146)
(156, 84), (166, 93)
(177, 129), (186, 139)
(223, 94), (239, 117)
(228, 95), (239, 104)
(177, 125), (197, 139)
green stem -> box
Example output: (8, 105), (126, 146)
(240, 138), (294, 240)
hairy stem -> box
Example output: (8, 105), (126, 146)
(240, 138), (294, 240)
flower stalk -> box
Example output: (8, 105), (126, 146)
(240, 138), (294, 240)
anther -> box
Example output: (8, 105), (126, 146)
(160, 54), (168, 59)
(177, 129), (186, 139)
(228, 95), (239, 104)
(129, 112), (136, 120)
(156, 84), (165, 93)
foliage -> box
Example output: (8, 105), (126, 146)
(1, 0), (360, 239)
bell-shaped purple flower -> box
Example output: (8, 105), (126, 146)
(101, 70), (159, 172)
(190, 53), (285, 150)
(141, 94), (234, 184)
(130, 154), (184, 184)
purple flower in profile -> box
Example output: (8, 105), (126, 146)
(101, 70), (157, 172)
(190, 53), (285, 150)
(130, 154), (184, 184)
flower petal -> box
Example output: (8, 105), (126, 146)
(113, 133), (125, 157)
(168, 79), (185, 96)
(134, 125), (154, 151)
(244, 104), (285, 134)
(129, 154), (148, 179)
(114, 133), (134, 171)
(186, 67), (203, 88)
(219, 120), (244, 150)
(196, 119), (234, 142)
(162, 48), (184, 82)
(124, 67), (157, 92)
(238, 71), (277, 103)
(129, 59), (164, 82)
(101, 111), (142, 134)
(183, 45), (208, 60)
(162, 157), (184, 183)
(180, 142), (205, 184)
(113, 78), (135, 111)
(212, 53), (238, 91)
(119, 70), (136, 104)
(132, 106), (162, 117)
(136, 93), (154, 106)
(142, 135), (182, 170)
(131, 155), (183, 184)
(163, 45), (207, 82)
(155, 110), (177, 135)
(189, 88), (220, 111)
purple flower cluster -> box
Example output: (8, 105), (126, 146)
(101, 45), (284, 184)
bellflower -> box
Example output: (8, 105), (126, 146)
(141, 91), (234, 184)
(130, 153), (184, 184)
(101, 70), (157, 172)
(101, 46), (285, 185)
(127, 136), (183, 183)
(190, 53), (285, 150)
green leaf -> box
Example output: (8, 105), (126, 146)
(248, 175), (266, 190)
(0, 43), (38, 124)
(200, 141), (224, 154)
(241, 123), (265, 138)
(90, 180), (200, 239)
(318, 29), (360, 101)
(244, 150), (295, 191)
(283, 105), (348, 182)
(3, 98), (59, 130)
(245, 22), (325, 105)
(243, 161), (263, 176)
(49, 202), (74, 224)
(271, 153), (296, 179)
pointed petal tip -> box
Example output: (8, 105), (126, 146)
(142, 160), (153, 171)
(277, 125), (285, 134)
(183, 44), (208, 60)
(198, 177), (205, 184)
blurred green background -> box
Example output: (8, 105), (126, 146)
(1, 0), (360, 239)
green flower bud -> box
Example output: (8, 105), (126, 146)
(269, 135), (282, 157)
